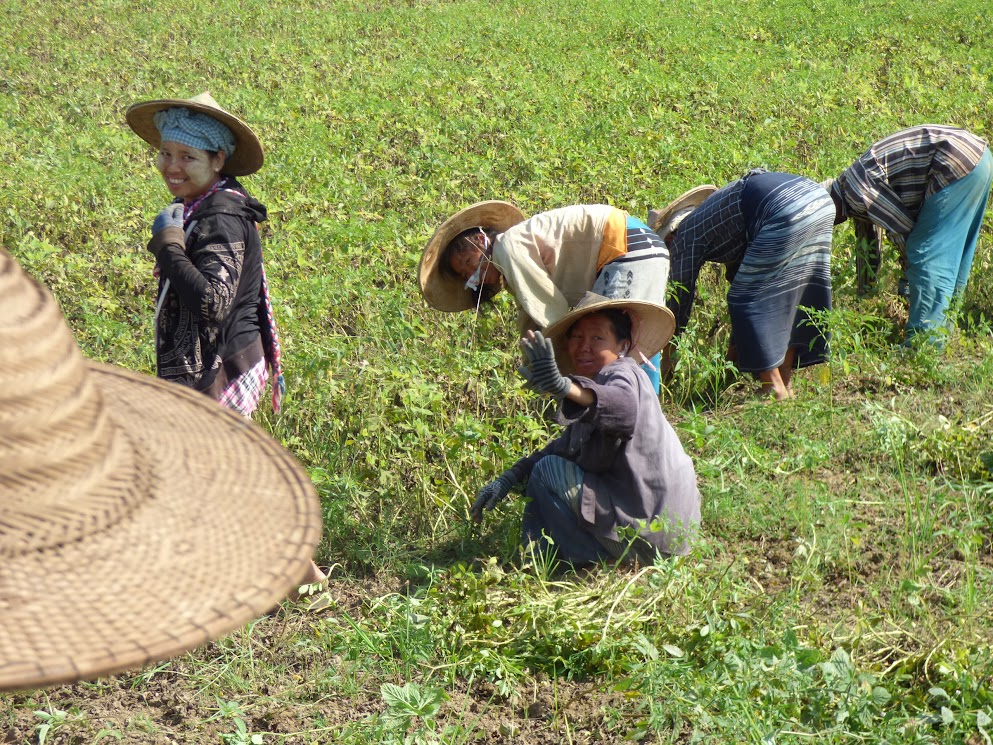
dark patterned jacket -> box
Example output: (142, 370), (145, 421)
(147, 180), (266, 397)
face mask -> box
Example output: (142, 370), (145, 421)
(463, 230), (491, 292)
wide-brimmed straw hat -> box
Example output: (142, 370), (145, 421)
(543, 292), (676, 375)
(418, 201), (526, 312)
(0, 249), (321, 692)
(646, 184), (718, 237)
(126, 92), (264, 176)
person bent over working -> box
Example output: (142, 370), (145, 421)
(824, 124), (993, 344)
(419, 202), (671, 392)
(650, 171), (835, 400)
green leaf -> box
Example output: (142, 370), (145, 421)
(871, 687), (891, 706)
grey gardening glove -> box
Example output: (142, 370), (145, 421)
(152, 203), (184, 236)
(519, 331), (571, 399)
(470, 471), (517, 523)
(516, 363), (538, 391)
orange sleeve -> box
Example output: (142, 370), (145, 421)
(595, 208), (628, 271)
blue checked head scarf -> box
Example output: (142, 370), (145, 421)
(154, 107), (236, 157)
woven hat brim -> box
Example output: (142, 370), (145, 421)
(126, 98), (264, 177)
(0, 364), (321, 692)
(647, 185), (719, 234)
(543, 298), (676, 375)
(418, 201), (526, 312)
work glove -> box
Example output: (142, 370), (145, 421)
(519, 331), (571, 399)
(516, 363), (538, 391)
(152, 203), (185, 236)
(470, 471), (517, 523)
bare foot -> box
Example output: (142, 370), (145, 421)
(778, 347), (797, 391)
(288, 560), (328, 601)
(757, 367), (793, 400)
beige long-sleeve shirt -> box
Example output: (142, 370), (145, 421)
(491, 205), (625, 330)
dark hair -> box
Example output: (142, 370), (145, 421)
(439, 227), (501, 304)
(569, 308), (632, 343)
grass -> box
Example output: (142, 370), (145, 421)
(2, 0), (993, 742)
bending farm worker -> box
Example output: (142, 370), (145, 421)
(824, 124), (993, 344)
(418, 202), (671, 391)
(650, 171), (835, 401)
(470, 294), (700, 566)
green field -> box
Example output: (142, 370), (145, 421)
(2, 0), (993, 742)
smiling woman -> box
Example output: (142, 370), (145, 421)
(469, 294), (699, 566)
(125, 92), (273, 412)
(156, 141), (227, 202)
(125, 91), (326, 591)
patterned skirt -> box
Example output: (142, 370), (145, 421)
(216, 356), (268, 417)
(528, 455), (656, 563)
(592, 216), (670, 305)
(728, 173), (835, 372)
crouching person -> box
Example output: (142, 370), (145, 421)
(470, 294), (701, 565)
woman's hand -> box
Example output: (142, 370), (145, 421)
(470, 471), (517, 523)
(519, 331), (571, 399)
(152, 203), (184, 236)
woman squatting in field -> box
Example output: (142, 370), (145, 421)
(469, 294), (701, 566)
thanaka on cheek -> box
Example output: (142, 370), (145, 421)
(157, 142), (222, 202)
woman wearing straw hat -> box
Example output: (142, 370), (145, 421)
(126, 92), (325, 589)
(418, 202), (671, 392)
(823, 125), (993, 344)
(126, 92), (284, 417)
(469, 294), (700, 565)
(648, 171), (835, 401)
(0, 248), (322, 691)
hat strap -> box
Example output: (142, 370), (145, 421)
(633, 344), (656, 370)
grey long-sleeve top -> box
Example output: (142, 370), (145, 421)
(508, 356), (701, 555)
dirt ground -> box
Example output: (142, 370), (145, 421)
(1, 576), (681, 744)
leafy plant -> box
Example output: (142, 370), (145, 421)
(377, 681), (449, 745)
(33, 707), (69, 745)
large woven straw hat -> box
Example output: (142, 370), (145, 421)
(418, 201), (526, 312)
(126, 92), (264, 176)
(543, 292), (676, 375)
(646, 185), (718, 237)
(0, 249), (321, 691)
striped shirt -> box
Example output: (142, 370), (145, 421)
(668, 178), (749, 334)
(831, 125), (987, 248)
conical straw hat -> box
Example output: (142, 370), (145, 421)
(126, 92), (264, 176)
(647, 184), (718, 236)
(418, 201), (526, 311)
(542, 292), (676, 375)
(0, 249), (321, 691)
